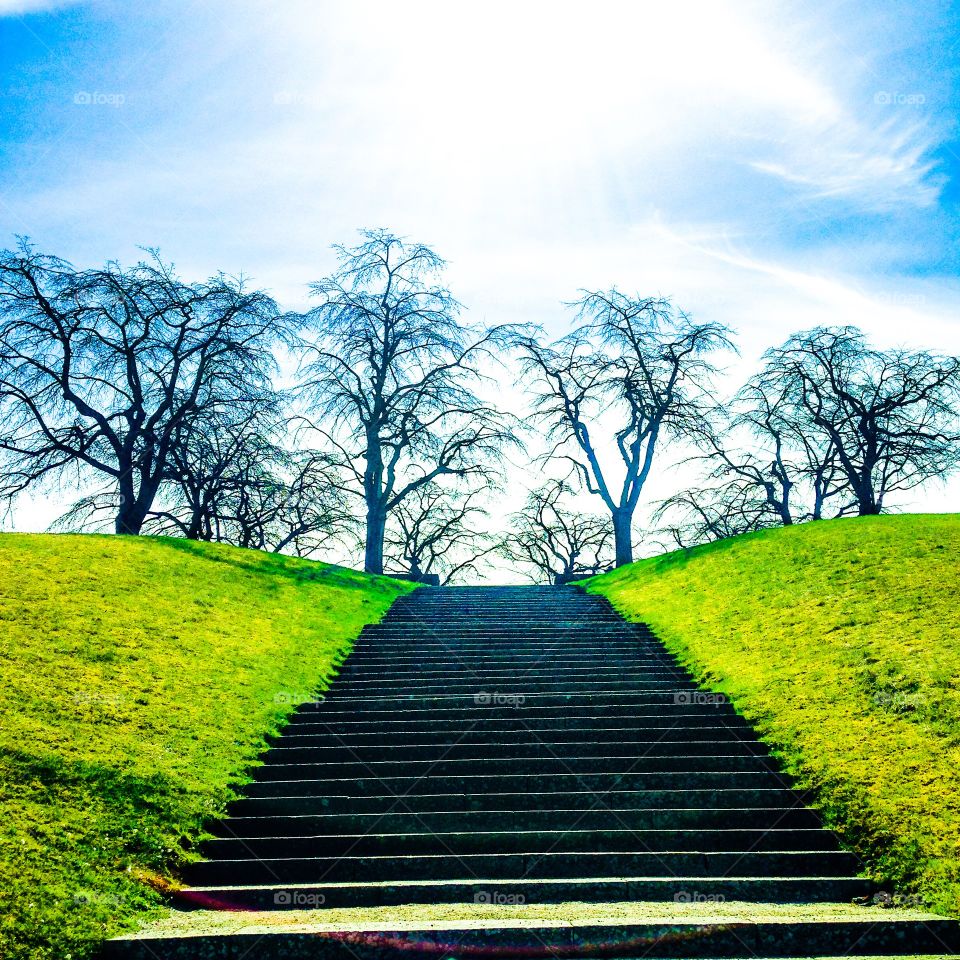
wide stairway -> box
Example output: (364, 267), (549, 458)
(108, 586), (959, 958)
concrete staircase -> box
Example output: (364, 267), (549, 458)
(107, 586), (960, 958)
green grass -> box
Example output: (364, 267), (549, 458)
(125, 900), (941, 937)
(0, 533), (414, 960)
(586, 514), (960, 917)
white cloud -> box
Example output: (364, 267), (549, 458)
(750, 119), (943, 210)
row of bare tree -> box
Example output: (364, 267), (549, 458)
(1, 231), (958, 583)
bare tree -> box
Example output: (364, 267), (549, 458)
(51, 404), (354, 557)
(761, 327), (960, 515)
(500, 480), (613, 583)
(518, 292), (733, 565)
(295, 230), (516, 574)
(152, 396), (282, 541)
(0, 242), (280, 534)
(384, 484), (496, 584)
(652, 479), (780, 550)
(219, 450), (356, 557)
(690, 376), (852, 528)
(139, 388), (354, 555)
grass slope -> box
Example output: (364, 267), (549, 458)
(586, 514), (960, 917)
(0, 533), (413, 960)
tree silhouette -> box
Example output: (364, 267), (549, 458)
(0, 243), (279, 534)
(518, 292), (732, 565)
(500, 480), (613, 583)
(384, 484), (496, 584)
(295, 230), (516, 574)
(760, 327), (960, 515)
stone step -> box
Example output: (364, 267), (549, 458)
(332, 665), (689, 680)
(353, 627), (658, 655)
(321, 680), (701, 698)
(280, 716), (755, 735)
(200, 827), (841, 860)
(291, 695), (739, 718)
(270, 725), (760, 747)
(183, 848), (861, 886)
(228, 787), (810, 816)
(241, 771), (796, 799)
(365, 628), (639, 634)
(328, 675), (694, 691)
(210, 806), (826, 838)
(166, 878), (877, 913)
(263, 739), (772, 760)
(337, 656), (682, 669)
(344, 649), (665, 662)
(242, 772), (797, 801)
(102, 909), (960, 959)
(249, 754), (786, 780)
(367, 626), (638, 634)
(371, 611), (637, 619)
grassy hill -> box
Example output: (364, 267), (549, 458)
(586, 514), (960, 917)
(0, 534), (413, 960)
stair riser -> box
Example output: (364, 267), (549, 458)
(102, 919), (960, 959)
(243, 771), (795, 797)
(332, 667), (689, 681)
(168, 877), (875, 913)
(327, 679), (694, 693)
(360, 625), (648, 631)
(293, 694), (737, 712)
(230, 788), (809, 814)
(336, 658), (683, 670)
(262, 741), (772, 760)
(201, 828), (841, 858)
(280, 718), (755, 735)
(323, 683), (701, 698)
(249, 756), (786, 778)
(350, 640), (660, 649)
(211, 807), (826, 837)
(357, 630), (649, 639)
(184, 850), (860, 885)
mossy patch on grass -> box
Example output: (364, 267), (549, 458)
(0, 533), (413, 960)
(586, 514), (960, 917)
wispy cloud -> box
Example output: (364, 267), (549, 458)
(750, 118), (944, 210)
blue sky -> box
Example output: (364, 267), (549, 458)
(2, 0), (960, 528)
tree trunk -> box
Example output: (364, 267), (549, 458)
(364, 503), (387, 574)
(186, 510), (204, 540)
(114, 472), (159, 535)
(115, 499), (149, 535)
(612, 510), (634, 567)
(854, 475), (881, 516)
